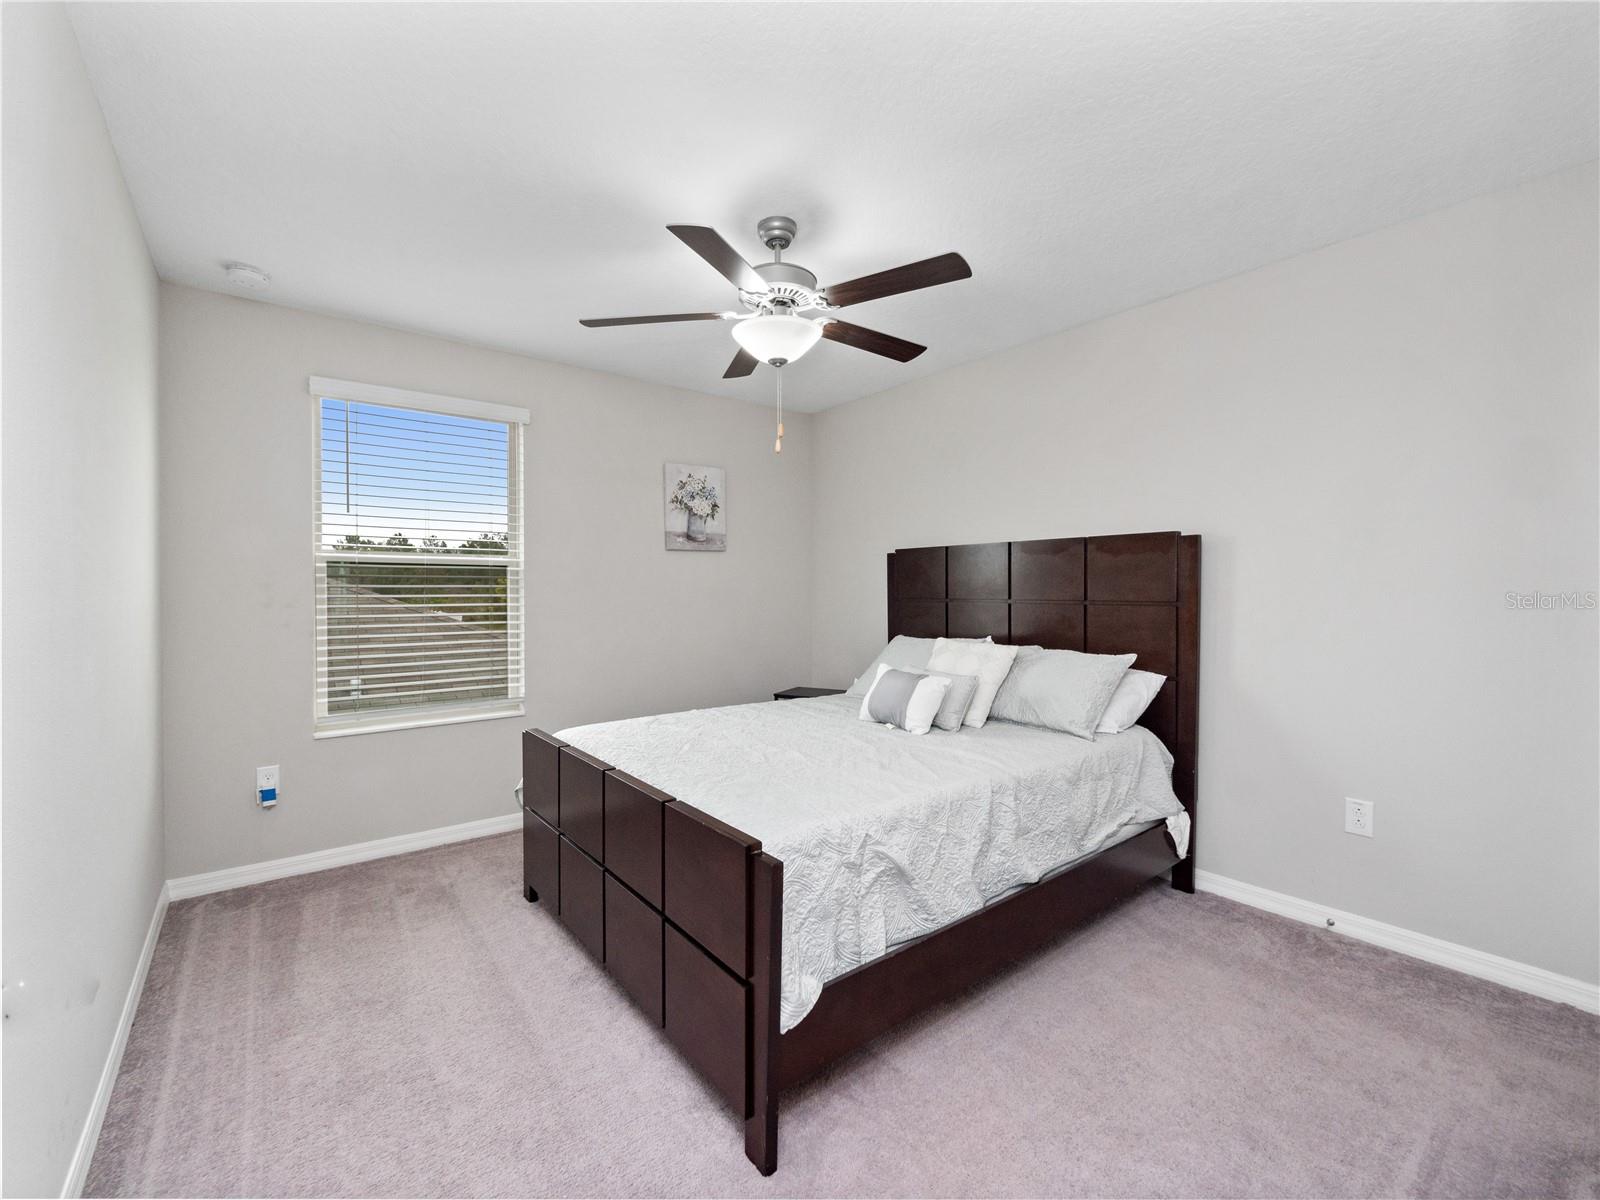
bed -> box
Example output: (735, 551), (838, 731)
(518, 531), (1200, 1174)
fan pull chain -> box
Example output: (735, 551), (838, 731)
(774, 368), (784, 455)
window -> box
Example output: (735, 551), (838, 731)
(312, 377), (526, 736)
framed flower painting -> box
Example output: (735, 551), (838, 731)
(664, 463), (726, 551)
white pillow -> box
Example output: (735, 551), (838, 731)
(1096, 670), (1166, 734)
(857, 664), (952, 735)
(987, 646), (1134, 740)
(846, 636), (934, 696)
(845, 634), (992, 696)
(926, 638), (1019, 728)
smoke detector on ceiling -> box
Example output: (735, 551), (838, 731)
(223, 262), (270, 291)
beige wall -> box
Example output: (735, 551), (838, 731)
(158, 285), (812, 878)
(809, 163), (1600, 985)
(1, 6), (164, 1195)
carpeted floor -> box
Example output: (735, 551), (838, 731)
(87, 832), (1599, 1198)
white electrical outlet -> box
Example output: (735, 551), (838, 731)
(257, 765), (280, 808)
(1344, 797), (1374, 838)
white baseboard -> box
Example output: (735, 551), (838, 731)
(61, 882), (170, 1198)
(166, 812), (521, 901)
(1196, 869), (1600, 1015)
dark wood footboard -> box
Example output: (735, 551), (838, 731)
(519, 729), (783, 1170)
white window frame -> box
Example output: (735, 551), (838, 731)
(310, 376), (528, 738)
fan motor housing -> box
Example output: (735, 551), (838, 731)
(744, 260), (822, 313)
(753, 261), (817, 293)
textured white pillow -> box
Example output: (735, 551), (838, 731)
(1096, 670), (1167, 734)
(857, 664), (952, 735)
(988, 646), (1135, 739)
(926, 638), (1019, 728)
(846, 636), (935, 696)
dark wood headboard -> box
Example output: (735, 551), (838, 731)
(886, 531), (1199, 831)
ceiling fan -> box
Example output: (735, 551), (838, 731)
(580, 216), (971, 381)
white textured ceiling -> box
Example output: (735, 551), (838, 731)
(71, 3), (1598, 412)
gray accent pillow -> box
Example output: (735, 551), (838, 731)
(900, 668), (979, 731)
(864, 668), (924, 727)
(987, 646), (1137, 739)
(857, 665), (952, 735)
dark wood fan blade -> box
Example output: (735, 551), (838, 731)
(667, 225), (765, 292)
(821, 320), (926, 363)
(820, 252), (971, 308)
(723, 348), (759, 378)
(579, 312), (726, 327)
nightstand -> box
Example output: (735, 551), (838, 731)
(773, 686), (846, 701)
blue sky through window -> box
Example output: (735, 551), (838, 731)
(319, 398), (510, 551)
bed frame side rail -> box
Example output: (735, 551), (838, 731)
(776, 822), (1178, 1089)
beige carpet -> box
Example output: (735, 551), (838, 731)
(87, 833), (1599, 1198)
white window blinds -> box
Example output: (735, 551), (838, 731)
(313, 383), (525, 734)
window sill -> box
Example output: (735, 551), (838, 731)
(313, 702), (526, 740)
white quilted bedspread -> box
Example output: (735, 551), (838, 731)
(558, 695), (1188, 1032)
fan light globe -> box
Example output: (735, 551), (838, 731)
(732, 314), (823, 366)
